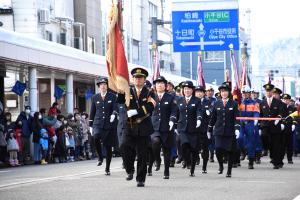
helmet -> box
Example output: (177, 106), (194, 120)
(242, 85), (251, 93)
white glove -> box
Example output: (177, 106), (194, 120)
(110, 114), (116, 123)
(206, 110), (210, 116)
(281, 124), (285, 131)
(254, 120), (258, 126)
(274, 120), (280, 126)
(235, 130), (240, 139)
(292, 125), (296, 132)
(127, 109), (138, 118)
(89, 127), (93, 136)
(259, 129), (262, 136)
(196, 120), (201, 128)
(169, 121), (174, 131)
(207, 132), (211, 139)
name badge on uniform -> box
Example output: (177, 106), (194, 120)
(164, 102), (169, 104)
(143, 98), (147, 101)
(263, 106), (266, 109)
(217, 108), (221, 110)
(191, 104), (195, 106)
(229, 108), (233, 110)
(180, 103), (183, 106)
(97, 101), (100, 104)
(205, 106), (209, 108)
(108, 100), (112, 103)
(274, 107), (278, 110)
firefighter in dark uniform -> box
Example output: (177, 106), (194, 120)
(174, 84), (184, 165)
(207, 83), (240, 178)
(206, 86), (217, 162)
(259, 84), (285, 169)
(89, 77), (118, 175)
(282, 94), (297, 164)
(176, 81), (202, 177)
(194, 86), (211, 173)
(117, 68), (155, 187)
(272, 88), (288, 168)
(148, 76), (177, 179)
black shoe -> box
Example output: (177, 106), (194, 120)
(248, 164), (254, 169)
(170, 162), (175, 168)
(226, 173), (231, 178)
(176, 159), (182, 164)
(255, 159), (261, 164)
(202, 170), (207, 174)
(187, 164), (191, 170)
(105, 171), (111, 176)
(189, 173), (195, 177)
(163, 175), (169, 179)
(210, 159), (214, 163)
(137, 182), (145, 187)
(182, 162), (186, 169)
(232, 164), (238, 168)
(155, 165), (160, 171)
(278, 163), (284, 168)
(97, 161), (103, 166)
(288, 160), (293, 164)
(126, 173), (133, 181)
(218, 167), (223, 174)
(237, 163), (241, 167)
(273, 165), (280, 169)
(147, 172), (152, 176)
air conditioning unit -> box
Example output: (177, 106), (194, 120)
(159, 60), (165, 69)
(38, 9), (50, 24)
(74, 37), (83, 50)
(60, 33), (66, 45)
(170, 62), (175, 71)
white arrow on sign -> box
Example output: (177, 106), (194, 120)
(180, 40), (225, 47)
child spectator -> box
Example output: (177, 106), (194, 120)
(66, 127), (75, 162)
(6, 129), (19, 166)
(0, 124), (7, 164)
(39, 128), (49, 165)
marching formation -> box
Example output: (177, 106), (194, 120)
(89, 67), (300, 187)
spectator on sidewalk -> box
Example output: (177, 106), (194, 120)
(32, 112), (43, 164)
(15, 106), (33, 165)
(6, 129), (20, 166)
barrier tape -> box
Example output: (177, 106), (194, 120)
(236, 117), (282, 121)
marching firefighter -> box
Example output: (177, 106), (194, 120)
(239, 86), (260, 169)
(207, 82), (240, 178)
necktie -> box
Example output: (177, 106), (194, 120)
(186, 98), (190, 104)
(223, 100), (227, 107)
(137, 89), (141, 98)
(268, 98), (271, 107)
(159, 95), (162, 101)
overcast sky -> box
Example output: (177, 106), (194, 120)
(239, 0), (300, 45)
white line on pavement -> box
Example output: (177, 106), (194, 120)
(239, 180), (285, 184)
(0, 167), (123, 190)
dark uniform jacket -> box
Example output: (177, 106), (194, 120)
(89, 92), (117, 130)
(117, 86), (155, 136)
(284, 104), (297, 131)
(151, 92), (177, 132)
(259, 97), (284, 133)
(176, 96), (202, 133)
(208, 98), (240, 137)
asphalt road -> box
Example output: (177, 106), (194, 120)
(0, 156), (300, 200)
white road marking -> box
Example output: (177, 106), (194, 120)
(0, 170), (11, 173)
(239, 180), (285, 184)
(0, 167), (123, 190)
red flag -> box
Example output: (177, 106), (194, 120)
(230, 49), (242, 104)
(196, 52), (206, 88)
(106, 4), (130, 106)
(152, 48), (160, 81)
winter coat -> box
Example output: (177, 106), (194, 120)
(16, 112), (33, 138)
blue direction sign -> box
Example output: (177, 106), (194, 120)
(172, 9), (239, 52)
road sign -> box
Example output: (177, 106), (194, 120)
(172, 9), (239, 52)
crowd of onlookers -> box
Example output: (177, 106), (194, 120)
(0, 101), (117, 167)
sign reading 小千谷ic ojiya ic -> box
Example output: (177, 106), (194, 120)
(172, 9), (239, 52)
